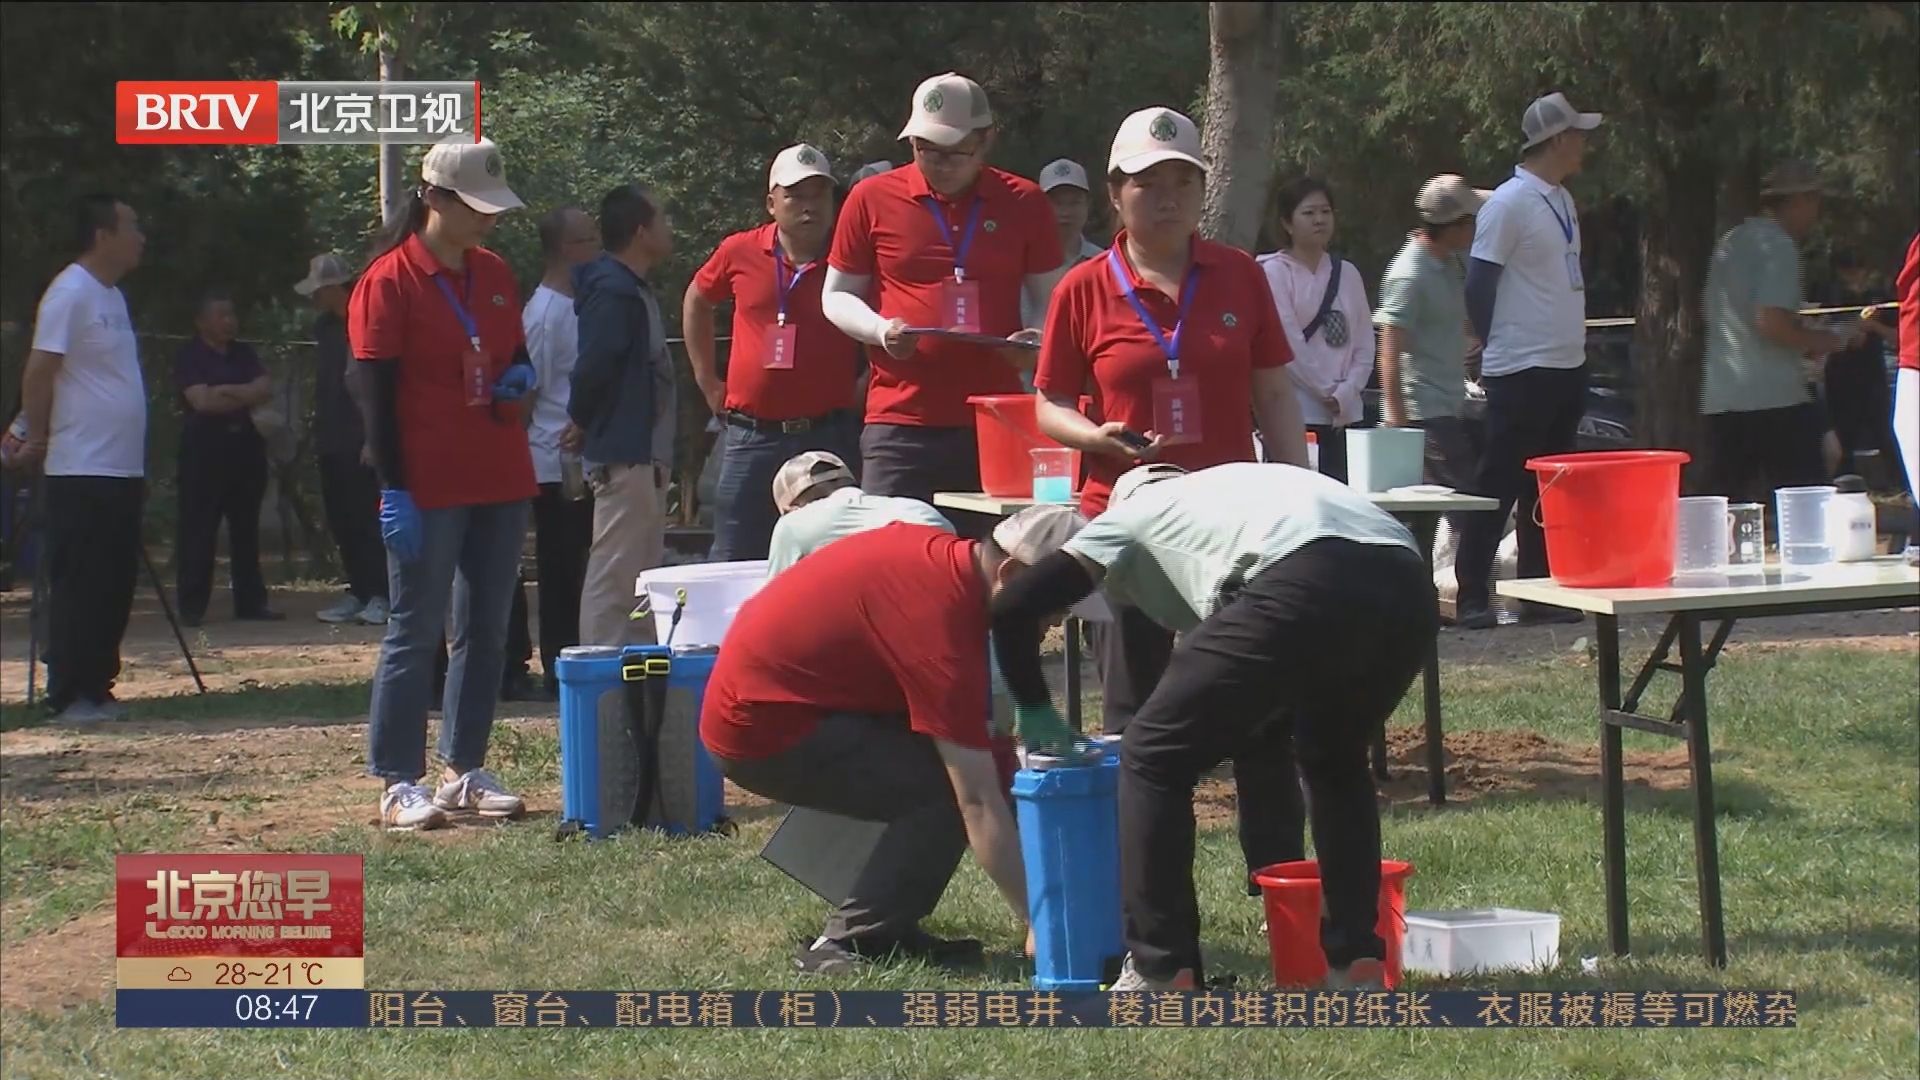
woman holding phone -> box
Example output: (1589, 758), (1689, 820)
(1031, 105), (1308, 896)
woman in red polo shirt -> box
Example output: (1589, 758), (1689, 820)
(1032, 106), (1308, 897)
(348, 138), (541, 832)
(1896, 230), (1919, 564)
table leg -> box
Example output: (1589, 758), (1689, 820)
(1064, 616), (1083, 734)
(1677, 613), (1728, 968)
(1595, 613), (1630, 958)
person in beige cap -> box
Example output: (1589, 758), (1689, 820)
(1453, 92), (1604, 631)
(1374, 175), (1489, 551)
(686, 144), (864, 563)
(820, 72), (1064, 536)
(988, 460), (1435, 993)
(347, 134), (538, 832)
(765, 450), (952, 576)
(1023, 158), (1107, 333)
(699, 501), (1091, 975)
(1701, 161), (1864, 515)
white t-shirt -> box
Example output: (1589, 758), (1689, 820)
(522, 284), (578, 485)
(1470, 165), (1589, 377)
(31, 262), (147, 478)
(1065, 462), (1417, 632)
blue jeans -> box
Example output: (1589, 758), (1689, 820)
(366, 498), (530, 783)
(709, 416), (860, 562)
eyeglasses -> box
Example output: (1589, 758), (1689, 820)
(911, 139), (983, 166)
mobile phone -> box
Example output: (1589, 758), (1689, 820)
(1115, 429), (1153, 452)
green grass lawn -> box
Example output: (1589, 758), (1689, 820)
(2, 646), (1916, 1079)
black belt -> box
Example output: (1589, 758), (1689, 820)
(724, 409), (849, 434)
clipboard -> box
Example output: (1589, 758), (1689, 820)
(903, 328), (1041, 350)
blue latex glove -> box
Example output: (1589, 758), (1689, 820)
(379, 489), (423, 565)
(491, 361), (537, 403)
(1013, 702), (1078, 756)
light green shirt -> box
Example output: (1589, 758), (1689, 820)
(1022, 237), (1106, 330)
(1372, 236), (1469, 421)
(765, 486), (954, 577)
(1064, 462), (1418, 632)
(1701, 216), (1809, 415)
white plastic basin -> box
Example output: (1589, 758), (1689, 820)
(1402, 908), (1561, 977)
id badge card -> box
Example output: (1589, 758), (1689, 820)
(943, 278), (983, 334)
(764, 324), (797, 370)
(1151, 377), (1203, 445)
(462, 345), (492, 406)
(1565, 252), (1585, 292)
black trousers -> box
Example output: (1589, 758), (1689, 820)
(43, 475), (144, 711)
(317, 451), (387, 603)
(859, 423), (994, 540)
(1455, 365), (1587, 613)
(1091, 601), (1304, 895)
(1707, 403), (1828, 508)
(1119, 538), (1435, 982)
(174, 423), (270, 621)
(1305, 424), (1351, 484)
(531, 481), (595, 687)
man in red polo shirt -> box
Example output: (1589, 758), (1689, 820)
(1895, 230), (1919, 564)
(686, 144), (863, 561)
(702, 505), (1091, 975)
(821, 72), (1064, 536)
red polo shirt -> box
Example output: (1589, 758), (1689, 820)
(692, 223), (860, 420)
(1898, 231), (1919, 373)
(702, 524), (1016, 779)
(348, 234), (537, 511)
(1035, 232), (1293, 514)
(829, 165), (1063, 427)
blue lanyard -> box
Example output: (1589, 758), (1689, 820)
(773, 246), (813, 327)
(1107, 247), (1201, 379)
(921, 196), (984, 282)
(1539, 192), (1575, 246)
(431, 273), (481, 350)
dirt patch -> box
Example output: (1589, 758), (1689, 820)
(0, 909), (117, 1014)
(1191, 725), (1693, 828)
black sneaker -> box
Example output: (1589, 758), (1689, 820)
(857, 928), (985, 967)
(501, 672), (555, 702)
(1519, 603), (1583, 626)
(794, 937), (865, 976)
(235, 609), (286, 622)
(1453, 607), (1497, 631)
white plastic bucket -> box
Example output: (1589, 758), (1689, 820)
(1347, 428), (1426, 493)
(1402, 908), (1561, 977)
(634, 560), (769, 648)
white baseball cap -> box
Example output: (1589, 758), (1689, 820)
(1040, 159), (1090, 193)
(1110, 462), (1187, 507)
(769, 144), (835, 191)
(420, 136), (524, 214)
(1108, 107), (1207, 176)
(1415, 175), (1492, 225)
(771, 451), (856, 514)
(898, 72), (994, 147)
(293, 253), (355, 296)
(992, 505), (1111, 622)
(1521, 92), (1603, 151)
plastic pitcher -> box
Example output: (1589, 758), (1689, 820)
(1031, 447), (1075, 504)
(1346, 428), (1425, 492)
(1775, 486), (1836, 566)
(1673, 496), (1731, 580)
(1013, 748), (1124, 991)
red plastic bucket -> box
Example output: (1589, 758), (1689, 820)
(1526, 450), (1691, 588)
(966, 395), (1087, 498)
(1253, 859), (1414, 989)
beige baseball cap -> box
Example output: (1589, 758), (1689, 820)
(1110, 462), (1187, 507)
(1040, 159), (1090, 193)
(769, 144), (835, 191)
(420, 136), (524, 214)
(1761, 160), (1823, 197)
(293, 253), (355, 296)
(898, 72), (994, 147)
(1416, 175), (1492, 225)
(992, 505), (1111, 621)
(772, 451), (856, 514)
(1521, 92), (1603, 151)
(1109, 107), (1206, 176)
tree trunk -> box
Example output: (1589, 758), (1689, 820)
(377, 44), (407, 225)
(1198, 2), (1288, 251)
(1632, 146), (1719, 486)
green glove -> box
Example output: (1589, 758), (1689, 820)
(1013, 703), (1077, 756)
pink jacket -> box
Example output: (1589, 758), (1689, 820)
(1257, 249), (1375, 426)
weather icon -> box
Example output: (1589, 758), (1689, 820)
(166, 966), (192, 983)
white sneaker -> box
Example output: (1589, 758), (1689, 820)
(1108, 954), (1196, 992)
(433, 768), (525, 819)
(317, 596), (365, 624)
(381, 783), (449, 831)
(357, 598), (391, 625)
(54, 700), (111, 725)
